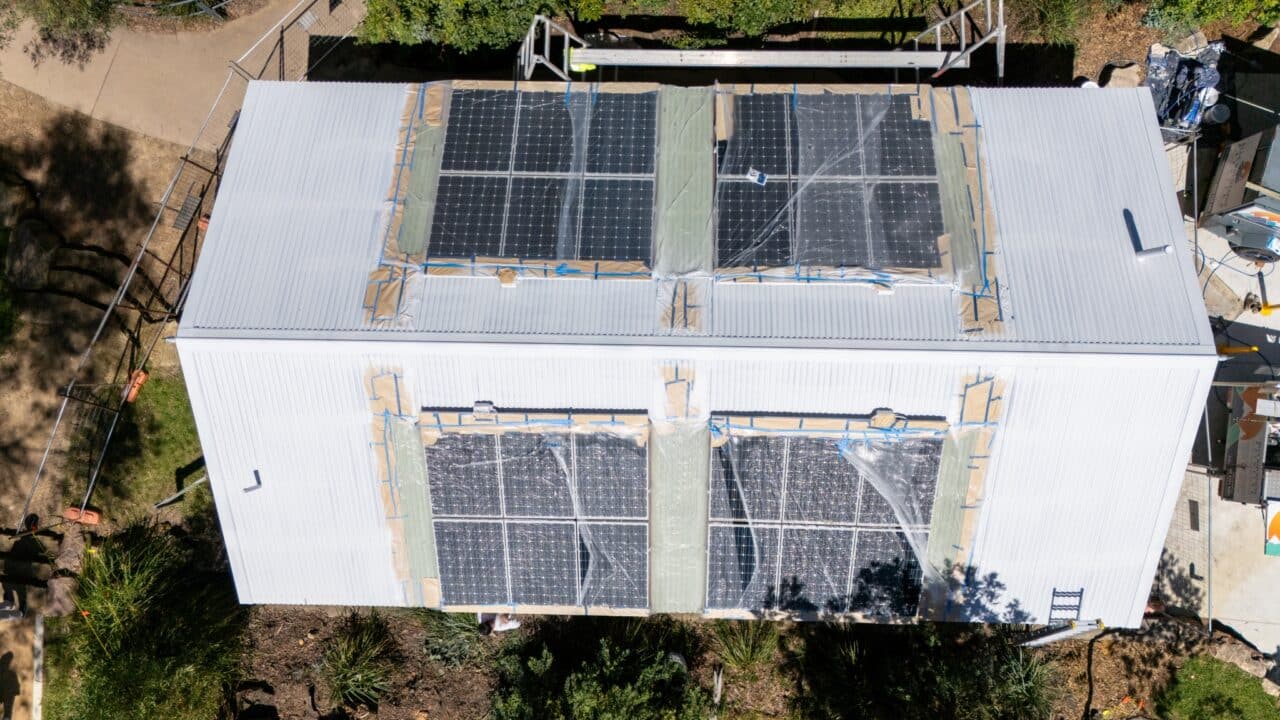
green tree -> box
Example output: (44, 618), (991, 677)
(0, 0), (119, 65)
(362, 0), (608, 52)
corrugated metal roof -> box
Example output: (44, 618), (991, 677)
(969, 88), (1213, 348)
(182, 82), (409, 333)
(180, 82), (1214, 352)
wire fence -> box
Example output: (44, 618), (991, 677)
(14, 0), (365, 530)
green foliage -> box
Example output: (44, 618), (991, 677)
(492, 617), (709, 720)
(319, 612), (395, 711)
(1144, 0), (1280, 35)
(713, 620), (778, 673)
(1156, 655), (1280, 720)
(361, 0), (606, 52)
(3, 0), (119, 64)
(677, 0), (808, 37)
(1005, 0), (1081, 45)
(359, 0), (925, 51)
(45, 520), (245, 720)
(415, 609), (489, 667)
(788, 623), (1057, 720)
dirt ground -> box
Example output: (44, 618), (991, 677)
(0, 618), (34, 720)
(1063, 2), (1264, 81)
(0, 78), (193, 531)
(243, 607), (496, 720)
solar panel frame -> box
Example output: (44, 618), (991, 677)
(427, 429), (650, 610)
(704, 430), (940, 615)
(428, 87), (658, 267)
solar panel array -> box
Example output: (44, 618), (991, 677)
(707, 435), (942, 615)
(426, 432), (649, 608)
(716, 93), (944, 270)
(429, 89), (658, 263)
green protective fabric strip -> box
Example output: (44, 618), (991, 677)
(654, 86), (715, 276)
(934, 131), (978, 287)
(395, 86), (449, 257)
(926, 429), (979, 577)
(649, 423), (710, 613)
(391, 418), (438, 600)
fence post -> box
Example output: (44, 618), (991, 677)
(278, 27), (286, 80)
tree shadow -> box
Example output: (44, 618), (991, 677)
(1152, 548), (1206, 617)
(0, 110), (164, 525)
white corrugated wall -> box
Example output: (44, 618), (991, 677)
(181, 338), (1215, 624)
(180, 344), (404, 605)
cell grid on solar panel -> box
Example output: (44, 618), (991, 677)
(428, 176), (507, 258)
(441, 90), (517, 172)
(581, 522), (649, 607)
(434, 520), (508, 605)
(716, 180), (792, 268)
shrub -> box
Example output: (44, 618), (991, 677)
(713, 620), (778, 673)
(415, 609), (489, 667)
(1156, 655), (1280, 720)
(318, 612), (395, 711)
(1005, 0), (1081, 45)
(787, 623), (1058, 720)
(1144, 0), (1280, 37)
(46, 520), (245, 720)
(492, 618), (709, 720)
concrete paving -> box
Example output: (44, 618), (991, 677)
(0, 0), (304, 147)
(1163, 468), (1280, 653)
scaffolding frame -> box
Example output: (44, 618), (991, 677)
(519, 1), (1005, 82)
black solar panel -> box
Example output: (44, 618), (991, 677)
(575, 434), (648, 518)
(580, 522), (648, 607)
(579, 179), (654, 262)
(427, 429), (650, 609)
(513, 92), (580, 173)
(718, 94), (796, 177)
(705, 430), (940, 615)
(587, 92), (658, 174)
(715, 92), (943, 271)
(794, 182), (869, 268)
(500, 433), (573, 517)
(783, 437), (861, 524)
(507, 521), (579, 605)
(428, 176), (507, 258)
(716, 180), (792, 267)
(778, 527), (855, 612)
(707, 525), (779, 610)
(504, 177), (572, 259)
(710, 437), (785, 522)
(425, 434), (501, 516)
(441, 90), (516, 172)
(435, 520), (507, 604)
(869, 182), (945, 268)
(429, 87), (656, 265)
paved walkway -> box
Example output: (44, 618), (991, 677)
(0, 0), (302, 147)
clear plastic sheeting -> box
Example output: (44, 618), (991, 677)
(837, 439), (943, 589)
(424, 424), (649, 611)
(714, 90), (948, 281)
(424, 84), (658, 272)
(705, 428), (943, 617)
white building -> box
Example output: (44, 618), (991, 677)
(177, 80), (1214, 627)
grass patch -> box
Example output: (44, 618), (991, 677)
(74, 370), (203, 521)
(44, 519), (245, 720)
(318, 612), (396, 712)
(416, 609), (489, 668)
(1005, 0), (1081, 45)
(1156, 655), (1280, 720)
(713, 620), (778, 674)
